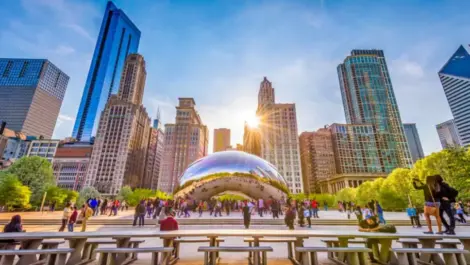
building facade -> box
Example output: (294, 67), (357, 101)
(85, 54), (150, 195)
(152, 120), (165, 190)
(438, 45), (470, 146)
(73, 1), (141, 142)
(53, 143), (93, 191)
(158, 98), (209, 193)
(143, 118), (165, 190)
(299, 129), (335, 194)
(213, 128), (231, 152)
(243, 122), (261, 157)
(326, 123), (387, 193)
(436, 119), (461, 148)
(256, 77), (303, 194)
(0, 59), (69, 138)
(27, 139), (60, 163)
(403, 123), (425, 163)
(337, 49), (412, 172)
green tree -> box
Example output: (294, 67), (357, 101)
(117, 186), (133, 202)
(6, 156), (55, 204)
(308, 193), (336, 208)
(77, 186), (101, 207)
(155, 190), (172, 200)
(45, 186), (68, 207)
(65, 190), (79, 205)
(355, 181), (377, 206)
(0, 172), (31, 210)
(127, 188), (154, 206)
(335, 187), (356, 203)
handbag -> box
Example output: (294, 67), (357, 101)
(426, 184), (439, 215)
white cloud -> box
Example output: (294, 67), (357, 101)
(54, 45), (75, 55)
(61, 23), (95, 43)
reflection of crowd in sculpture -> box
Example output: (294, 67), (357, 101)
(177, 176), (285, 201)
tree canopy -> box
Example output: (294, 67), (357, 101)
(0, 172), (31, 210)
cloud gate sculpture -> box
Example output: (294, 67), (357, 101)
(173, 151), (289, 201)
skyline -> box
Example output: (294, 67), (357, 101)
(1, 0), (470, 154)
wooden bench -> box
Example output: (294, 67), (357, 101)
(174, 238), (224, 259)
(198, 246), (273, 265)
(95, 247), (173, 265)
(82, 239), (145, 262)
(391, 248), (469, 265)
(321, 239), (367, 259)
(296, 247), (372, 265)
(0, 248), (73, 265)
(244, 237), (296, 259)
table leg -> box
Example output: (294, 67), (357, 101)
(418, 238), (444, 265)
(207, 236), (219, 262)
(294, 237), (305, 264)
(459, 239), (470, 264)
(337, 236), (350, 263)
(162, 237), (175, 265)
(377, 239), (393, 264)
(65, 238), (87, 265)
(253, 236), (261, 265)
(115, 237), (131, 264)
(16, 239), (43, 265)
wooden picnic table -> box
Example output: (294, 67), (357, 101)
(1, 230), (470, 265)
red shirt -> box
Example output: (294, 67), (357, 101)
(160, 217), (179, 231)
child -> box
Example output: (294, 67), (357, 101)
(407, 205), (418, 227)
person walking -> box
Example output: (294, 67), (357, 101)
(133, 200), (146, 227)
(121, 200), (127, 212)
(258, 198), (264, 217)
(146, 200), (153, 218)
(100, 199), (108, 215)
(436, 175), (458, 234)
(455, 203), (467, 223)
(198, 201), (204, 217)
(59, 203), (71, 232)
(80, 204), (93, 232)
(214, 201), (222, 217)
(68, 206), (78, 232)
(243, 202), (251, 229)
(413, 176), (442, 234)
(311, 199), (319, 218)
(298, 205), (305, 227)
(271, 200), (279, 219)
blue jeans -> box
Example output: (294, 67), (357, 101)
(378, 212), (386, 224)
(67, 223), (74, 232)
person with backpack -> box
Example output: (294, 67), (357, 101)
(436, 175), (458, 234)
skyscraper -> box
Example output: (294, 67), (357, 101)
(438, 45), (470, 146)
(213, 128), (231, 152)
(337, 49), (412, 172)
(142, 115), (165, 190)
(436, 119), (461, 149)
(257, 77), (303, 194)
(243, 122), (261, 157)
(85, 54), (150, 195)
(73, 1), (141, 142)
(299, 129), (335, 194)
(403, 123), (425, 163)
(0, 59), (69, 138)
(158, 98), (208, 193)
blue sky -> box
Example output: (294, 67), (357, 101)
(1, 0), (469, 154)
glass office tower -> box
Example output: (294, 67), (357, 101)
(337, 49), (412, 172)
(72, 1), (140, 141)
(438, 45), (470, 146)
(0, 59), (69, 138)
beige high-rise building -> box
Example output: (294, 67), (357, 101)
(213, 128), (231, 152)
(256, 77), (303, 194)
(158, 98), (208, 193)
(84, 54), (150, 195)
(299, 128), (336, 194)
(142, 114), (165, 190)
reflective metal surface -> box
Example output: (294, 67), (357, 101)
(174, 151), (288, 200)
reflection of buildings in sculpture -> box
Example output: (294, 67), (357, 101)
(299, 128), (335, 194)
(84, 54), (150, 195)
(158, 98), (209, 193)
(174, 151), (288, 200)
(256, 77), (303, 194)
(53, 142), (93, 191)
(213, 128), (231, 152)
(243, 122), (261, 157)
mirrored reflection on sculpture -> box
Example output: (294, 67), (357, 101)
(174, 151), (288, 201)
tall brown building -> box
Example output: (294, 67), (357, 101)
(213, 128), (231, 152)
(299, 129), (336, 194)
(85, 54), (150, 195)
(243, 122), (261, 157)
(158, 98), (209, 193)
(142, 115), (165, 190)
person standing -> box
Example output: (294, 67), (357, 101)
(68, 206), (78, 232)
(304, 206), (312, 228)
(436, 175), (458, 235)
(100, 199), (108, 215)
(146, 200), (153, 218)
(323, 201), (328, 211)
(285, 206), (296, 230)
(80, 204), (93, 232)
(271, 200), (279, 219)
(198, 200), (204, 217)
(258, 198), (264, 217)
(406, 205), (420, 228)
(59, 203), (71, 232)
(413, 176), (442, 234)
(243, 203), (251, 229)
(376, 202), (386, 224)
(456, 204), (467, 223)
(133, 201), (146, 227)
(311, 199), (319, 218)
(298, 205), (305, 227)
